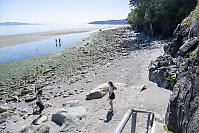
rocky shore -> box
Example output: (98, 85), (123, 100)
(0, 26), (171, 133)
(0, 26), (150, 103)
(149, 11), (199, 133)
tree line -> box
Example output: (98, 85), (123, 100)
(127, 0), (198, 37)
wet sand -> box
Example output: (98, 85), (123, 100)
(0, 25), (122, 48)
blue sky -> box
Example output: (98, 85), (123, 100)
(0, 0), (130, 24)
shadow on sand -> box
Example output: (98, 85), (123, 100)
(104, 111), (114, 123)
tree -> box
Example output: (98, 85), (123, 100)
(127, 0), (198, 37)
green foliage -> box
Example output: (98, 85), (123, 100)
(184, 0), (199, 23)
(163, 124), (173, 133)
(166, 76), (171, 81)
(189, 49), (197, 58)
(166, 74), (177, 89)
(127, 0), (198, 36)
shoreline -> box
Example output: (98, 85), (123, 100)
(0, 25), (123, 48)
(0, 26), (171, 132)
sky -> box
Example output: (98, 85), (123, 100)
(0, 0), (130, 24)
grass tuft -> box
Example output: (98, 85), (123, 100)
(163, 124), (173, 133)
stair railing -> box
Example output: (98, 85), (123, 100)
(114, 108), (155, 133)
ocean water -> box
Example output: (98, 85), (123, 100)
(0, 23), (99, 36)
(0, 30), (95, 63)
(0, 23), (105, 63)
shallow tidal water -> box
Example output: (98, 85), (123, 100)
(0, 31), (94, 63)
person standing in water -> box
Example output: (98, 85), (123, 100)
(36, 90), (44, 115)
(59, 38), (61, 47)
(55, 39), (57, 47)
(108, 81), (115, 112)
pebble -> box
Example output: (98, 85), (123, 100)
(23, 114), (28, 119)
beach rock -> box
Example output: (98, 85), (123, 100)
(23, 114), (29, 119)
(25, 96), (36, 102)
(37, 124), (50, 133)
(0, 106), (9, 113)
(21, 124), (50, 133)
(20, 125), (35, 133)
(0, 88), (6, 91)
(35, 84), (45, 90)
(6, 96), (18, 102)
(62, 100), (80, 108)
(86, 83), (108, 100)
(122, 52), (129, 56)
(19, 88), (33, 96)
(51, 106), (86, 132)
(86, 83), (118, 100)
(43, 69), (52, 74)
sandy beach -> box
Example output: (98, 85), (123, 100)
(0, 27), (171, 132)
(0, 25), (121, 48)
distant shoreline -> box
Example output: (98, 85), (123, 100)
(0, 25), (122, 48)
(0, 22), (39, 26)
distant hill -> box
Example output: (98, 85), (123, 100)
(0, 22), (38, 26)
(89, 19), (126, 25)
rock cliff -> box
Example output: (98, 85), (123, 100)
(149, 11), (199, 133)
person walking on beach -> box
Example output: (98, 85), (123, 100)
(36, 90), (44, 115)
(59, 38), (61, 47)
(55, 39), (57, 47)
(108, 81), (115, 112)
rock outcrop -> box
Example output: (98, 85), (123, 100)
(149, 11), (199, 133)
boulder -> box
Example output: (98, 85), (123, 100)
(0, 88), (6, 91)
(37, 124), (50, 133)
(25, 96), (36, 103)
(21, 124), (50, 133)
(20, 125), (36, 133)
(0, 106), (9, 113)
(86, 83), (108, 100)
(51, 105), (86, 132)
(19, 88), (34, 96)
(86, 83), (117, 100)
(6, 96), (18, 102)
